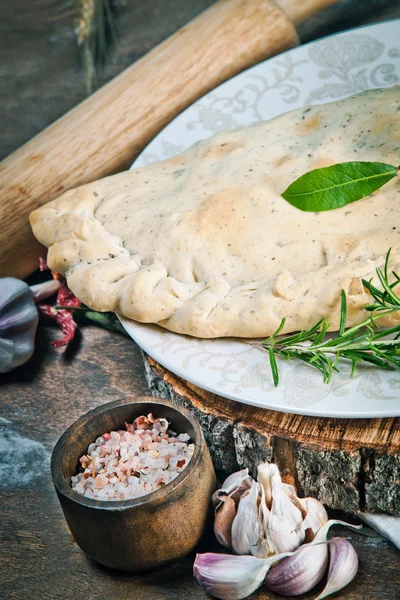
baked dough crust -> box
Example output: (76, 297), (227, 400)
(30, 89), (400, 337)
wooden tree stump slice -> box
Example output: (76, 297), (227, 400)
(142, 352), (400, 516)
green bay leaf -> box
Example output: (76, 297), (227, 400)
(281, 161), (398, 212)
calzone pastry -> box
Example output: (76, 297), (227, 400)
(30, 88), (400, 338)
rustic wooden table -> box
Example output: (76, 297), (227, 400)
(1, 1), (399, 599)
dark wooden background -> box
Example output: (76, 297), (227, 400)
(1, 1), (400, 599)
(1, 0), (399, 160)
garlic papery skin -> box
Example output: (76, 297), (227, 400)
(257, 462), (277, 509)
(265, 540), (329, 596)
(214, 495), (236, 549)
(300, 497), (329, 539)
(193, 552), (270, 600)
(313, 519), (362, 544)
(221, 469), (251, 492)
(250, 484), (273, 558)
(30, 280), (61, 303)
(283, 483), (304, 512)
(213, 469), (252, 510)
(194, 548), (305, 600)
(265, 521), (360, 598)
(315, 538), (358, 600)
(231, 480), (261, 555)
(194, 542), (335, 600)
(265, 466), (305, 554)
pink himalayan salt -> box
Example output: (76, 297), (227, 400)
(71, 413), (194, 501)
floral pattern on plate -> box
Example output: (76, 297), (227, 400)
(125, 22), (400, 418)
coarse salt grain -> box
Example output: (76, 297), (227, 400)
(71, 413), (195, 501)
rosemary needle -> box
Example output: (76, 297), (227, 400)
(260, 249), (400, 386)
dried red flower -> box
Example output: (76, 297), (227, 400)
(36, 258), (80, 346)
(37, 305), (77, 348)
(56, 278), (81, 308)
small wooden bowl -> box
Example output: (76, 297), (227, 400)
(51, 396), (217, 571)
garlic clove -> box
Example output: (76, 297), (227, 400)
(300, 497), (329, 539)
(194, 541), (337, 600)
(265, 466), (305, 554)
(213, 469), (253, 509)
(266, 539), (329, 596)
(315, 538), (358, 600)
(214, 495), (237, 549)
(283, 482), (303, 507)
(283, 484), (309, 520)
(283, 482), (297, 496)
(265, 520), (360, 597)
(265, 519), (303, 555)
(193, 552), (270, 600)
(194, 548), (304, 600)
(250, 540), (271, 559)
(231, 480), (261, 555)
(250, 482), (273, 558)
(257, 462), (278, 509)
(221, 468), (252, 493)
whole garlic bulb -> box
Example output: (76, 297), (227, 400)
(213, 462), (324, 558)
(0, 278), (60, 373)
(0, 278), (39, 373)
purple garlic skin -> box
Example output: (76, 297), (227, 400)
(193, 552), (270, 600)
(265, 542), (328, 596)
(207, 461), (362, 600)
(315, 538), (358, 600)
(0, 278), (38, 373)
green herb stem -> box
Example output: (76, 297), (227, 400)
(261, 250), (400, 386)
(53, 305), (128, 336)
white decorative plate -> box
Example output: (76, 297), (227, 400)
(120, 21), (400, 419)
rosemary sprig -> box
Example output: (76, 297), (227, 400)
(261, 249), (400, 386)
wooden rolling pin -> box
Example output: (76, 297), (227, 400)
(0, 0), (339, 278)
